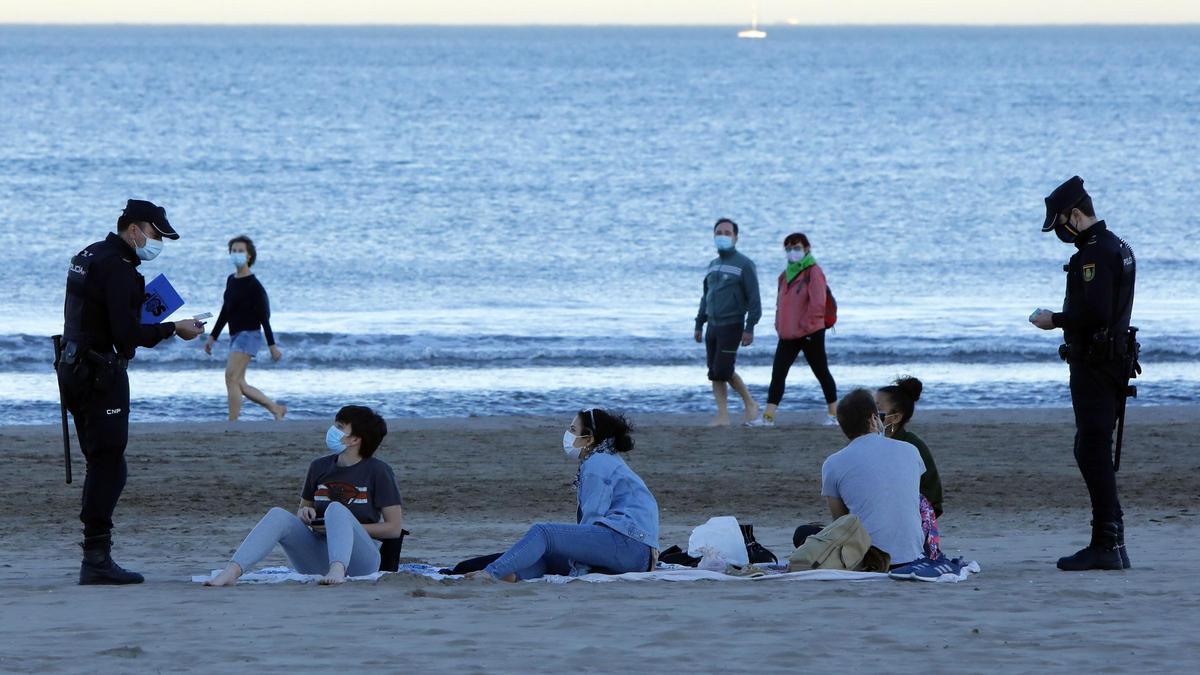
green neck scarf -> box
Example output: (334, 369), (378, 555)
(785, 253), (816, 283)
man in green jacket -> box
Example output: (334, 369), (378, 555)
(694, 218), (762, 426)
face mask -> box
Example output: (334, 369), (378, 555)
(562, 430), (582, 459)
(326, 425), (347, 453)
(1054, 214), (1079, 243)
(786, 249), (806, 262)
(134, 229), (163, 261)
(230, 252), (248, 268)
(876, 413), (888, 436)
(714, 235), (734, 251)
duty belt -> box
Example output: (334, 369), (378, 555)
(60, 341), (128, 370)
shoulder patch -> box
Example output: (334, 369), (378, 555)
(1082, 263), (1096, 282)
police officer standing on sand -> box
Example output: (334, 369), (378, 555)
(1030, 177), (1136, 571)
(59, 200), (206, 584)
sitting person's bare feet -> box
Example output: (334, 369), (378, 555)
(319, 561), (347, 585)
(203, 562), (243, 587)
(463, 570), (511, 582)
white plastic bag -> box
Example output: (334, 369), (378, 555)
(687, 516), (748, 567)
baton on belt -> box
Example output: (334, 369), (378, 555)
(1113, 327), (1141, 473)
(51, 335), (72, 484)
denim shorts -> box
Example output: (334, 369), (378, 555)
(229, 330), (263, 357)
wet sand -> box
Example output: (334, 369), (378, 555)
(1, 407), (1197, 672)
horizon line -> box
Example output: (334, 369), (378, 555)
(2, 21), (1199, 28)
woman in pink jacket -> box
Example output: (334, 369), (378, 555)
(753, 232), (838, 426)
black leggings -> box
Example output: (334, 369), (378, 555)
(768, 329), (837, 406)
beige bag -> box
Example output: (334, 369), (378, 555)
(787, 514), (872, 571)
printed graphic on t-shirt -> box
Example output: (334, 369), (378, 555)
(314, 481), (368, 506)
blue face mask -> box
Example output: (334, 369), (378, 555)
(325, 425), (347, 453)
(714, 235), (734, 251)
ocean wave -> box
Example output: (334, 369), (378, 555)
(3, 331), (1198, 372)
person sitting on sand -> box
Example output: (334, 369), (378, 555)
(205, 405), (403, 586)
(470, 408), (659, 581)
(821, 389), (925, 566)
(877, 376), (943, 559)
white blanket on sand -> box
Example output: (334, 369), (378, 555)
(192, 562), (980, 585)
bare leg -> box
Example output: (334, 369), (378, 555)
(827, 401), (837, 417)
(204, 561), (243, 587)
(729, 373), (759, 422)
(240, 379), (285, 420)
(710, 381), (731, 426)
(224, 352), (252, 421)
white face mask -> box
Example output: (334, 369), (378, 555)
(326, 425), (347, 453)
(714, 235), (734, 251)
(134, 228), (163, 261)
(230, 252), (248, 268)
(562, 430), (582, 459)
(786, 249), (806, 263)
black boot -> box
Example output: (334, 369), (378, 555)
(1116, 521), (1131, 569)
(1057, 521), (1123, 571)
(79, 534), (144, 585)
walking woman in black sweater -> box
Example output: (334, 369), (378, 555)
(204, 235), (286, 421)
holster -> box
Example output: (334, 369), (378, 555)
(59, 342), (125, 394)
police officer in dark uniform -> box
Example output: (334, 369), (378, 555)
(1030, 176), (1136, 571)
(59, 200), (206, 585)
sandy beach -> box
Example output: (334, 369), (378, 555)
(1, 407), (1198, 673)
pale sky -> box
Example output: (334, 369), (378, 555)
(2, 0), (1198, 25)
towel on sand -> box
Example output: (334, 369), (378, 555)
(192, 561), (980, 585)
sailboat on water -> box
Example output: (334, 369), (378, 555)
(737, 1), (767, 39)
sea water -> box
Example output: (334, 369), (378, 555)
(1, 26), (1197, 423)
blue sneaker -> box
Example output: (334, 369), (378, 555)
(912, 557), (963, 582)
(888, 560), (922, 580)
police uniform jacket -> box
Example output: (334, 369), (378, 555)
(1050, 221), (1135, 359)
(64, 233), (177, 360)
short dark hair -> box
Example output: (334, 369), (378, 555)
(836, 389), (878, 439)
(228, 235), (257, 267)
(783, 232), (810, 248)
(578, 408), (635, 453)
(335, 405), (388, 458)
(713, 218), (739, 235)
(877, 376), (923, 431)
(1075, 195), (1095, 218)
(116, 216), (145, 232)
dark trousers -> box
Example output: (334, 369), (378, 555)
(59, 365), (131, 538)
(767, 329), (837, 406)
(1068, 361), (1123, 524)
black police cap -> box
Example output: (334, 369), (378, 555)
(1042, 176), (1088, 232)
(122, 199), (179, 240)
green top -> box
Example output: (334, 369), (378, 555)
(893, 428), (944, 517)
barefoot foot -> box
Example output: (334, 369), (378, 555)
(708, 415), (731, 427)
(319, 562), (347, 585)
(742, 403), (760, 424)
(203, 562), (243, 587)
(272, 404), (287, 422)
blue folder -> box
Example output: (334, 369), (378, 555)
(141, 274), (185, 324)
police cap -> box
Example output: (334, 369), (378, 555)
(1041, 176), (1088, 232)
(122, 199), (179, 240)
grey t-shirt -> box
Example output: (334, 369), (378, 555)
(301, 455), (402, 524)
(821, 434), (926, 565)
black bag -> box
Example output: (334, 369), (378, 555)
(741, 523), (778, 565)
(377, 529), (411, 572)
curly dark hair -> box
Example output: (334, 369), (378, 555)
(577, 408), (635, 453)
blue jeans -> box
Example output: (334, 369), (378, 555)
(484, 522), (651, 580)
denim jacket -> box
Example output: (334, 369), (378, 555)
(577, 452), (660, 550)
